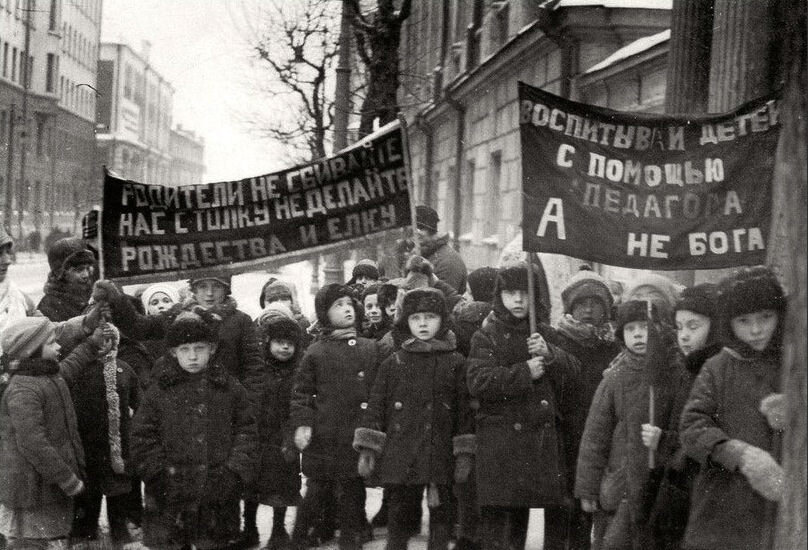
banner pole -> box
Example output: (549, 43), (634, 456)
(526, 251), (538, 334)
(647, 299), (655, 469)
(97, 168), (106, 281)
(398, 114), (420, 256)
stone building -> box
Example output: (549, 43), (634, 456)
(0, 0), (102, 237)
(169, 124), (204, 185)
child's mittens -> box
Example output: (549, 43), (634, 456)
(454, 453), (473, 483)
(641, 423), (662, 451)
(294, 426), (312, 451)
(581, 498), (598, 513)
(739, 445), (785, 502)
(357, 449), (376, 479)
(92, 280), (121, 303)
(760, 393), (786, 431)
(527, 356), (545, 380)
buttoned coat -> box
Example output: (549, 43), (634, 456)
(467, 312), (580, 508)
(289, 335), (380, 480)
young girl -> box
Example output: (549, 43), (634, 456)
(354, 287), (473, 550)
(360, 284), (392, 340)
(140, 283), (180, 316)
(680, 266), (786, 550)
(289, 284), (380, 550)
(0, 317), (85, 550)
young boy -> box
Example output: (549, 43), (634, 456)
(360, 284), (392, 340)
(467, 264), (580, 550)
(354, 288), (473, 550)
(575, 300), (686, 550)
(131, 312), (258, 550)
(680, 266), (786, 550)
(289, 284), (380, 550)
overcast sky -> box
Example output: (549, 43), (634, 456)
(101, 0), (290, 182)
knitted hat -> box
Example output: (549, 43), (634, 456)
(467, 267), (498, 303)
(415, 205), (439, 233)
(2, 317), (56, 361)
(348, 259), (380, 285)
(398, 287), (448, 334)
(260, 279), (294, 309)
(615, 300), (658, 343)
(623, 273), (679, 318)
(257, 302), (302, 347)
(314, 283), (356, 327)
(674, 283), (718, 319)
(141, 283), (181, 313)
(718, 266), (786, 320)
(166, 311), (216, 347)
(189, 270), (232, 294)
(47, 237), (95, 278)
(492, 262), (549, 322)
(561, 265), (613, 314)
(0, 225), (12, 250)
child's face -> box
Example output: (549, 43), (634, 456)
(327, 296), (355, 328)
(501, 289), (529, 319)
(364, 294), (382, 324)
(65, 264), (94, 286)
(269, 338), (296, 361)
(730, 309), (779, 351)
(171, 341), (216, 374)
(41, 333), (60, 361)
(408, 312), (441, 341)
(571, 297), (607, 326)
(147, 292), (175, 316)
(385, 302), (397, 319)
(193, 280), (228, 309)
(267, 295), (293, 310)
(355, 275), (376, 287)
(623, 320), (648, 354)
(676, 310), (711, 356)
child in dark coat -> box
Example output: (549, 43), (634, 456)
(360, 284), (393, 341)
(131, 311), (258, 550)
(289, 284), (380, 550)
(679, 266), (786, 550)
(354, 287), (474, 550)
(241, 303), (303, 550)
(467, 264), (581, 550)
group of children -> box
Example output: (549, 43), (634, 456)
(0, 245), (789, 550)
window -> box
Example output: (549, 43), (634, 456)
(0, 111), (6, 141)
(486, 152), (502, 236)
(11, 47), (16, 81)
(461, 159), (475, 235)
(493, 2), (510, 49)
(36, 118), (44, 157)
(49, 0), (57, 30)
(25, 55), (32, 87)
(466, 0), (483, 70)
(2, 43), (7, 77)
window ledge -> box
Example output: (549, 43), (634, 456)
(481, 235), (499, 246)
(458, 232), (473, 243)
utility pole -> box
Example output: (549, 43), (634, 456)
(17, 0), (32, 239)
(4, 104), (15, 232)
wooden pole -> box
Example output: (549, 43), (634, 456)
(647, 299), (655, 469)
(527, 252), (538, 334)
(398, 114), (420, 256)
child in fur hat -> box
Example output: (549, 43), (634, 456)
(37, 237), (98, 322)
(289, 284), (380, 550)
(354, 287), (473, 550)
(359, 284), (393, 341)
(575, 299), (686, 550)
(260, 279), (313, 351)
(241, 303), (304, 550)
(131, 311), (258, 550)
(679, 266), (787, 550)
(467, 263), (581, 550)
(348, 259), (381, 287)
(0, 318), (85, 550)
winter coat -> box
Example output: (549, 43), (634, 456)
(355, 333), (474, 485)
(37, 277), (92, 322)
(0, 359), (85, 509)
(451, 300), (492, 357)
(467, 312), (581, 508)
(111, 294), (265, 399)
(420, 235), (468, 295)
(130, 359), (258, 549)
(289, 334), (380, 480)
(574, 347), (690, 546)
(117, 334), (158, 390)
(252, 356), (300, 506)
(679, 347), (781, 550)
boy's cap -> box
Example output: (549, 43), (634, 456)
(257, 302), (301, 348)
(189, 269), (232, 293)
(623, 273), (679, 314)
(260, 279), (294, 309)
(492, 262), (549, 322)
(47, 237), (95, 278)
(415, 205), (439, 233)
(1, 317), (55, 361)
(718, 265), (786, 320)
(166, 311), (216, 347)
(674, 283), (718, 319)
(615, 300), (658, 343)
(467, 267), (498, 303)
(349, 259), (380, 284)
(561, 265), (613, 314)
(314, 283), (355, 326)
(398, 287), (447, 335)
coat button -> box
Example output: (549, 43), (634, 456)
(513, 423), (522, 431)
(357, 371), (365, 379)
(348, 339), (356, 346)
(544, 422), (551, 428)
(196, 435), (204, 443)
(394, 401), (403, 410)
(117, 367), (123, 373)
(541, 400), (549, 407)
(360, 402), (368, 409)
(425, 403), (432, 411)
(425, 423), (431, 430)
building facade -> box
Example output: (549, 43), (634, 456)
(169, 124), (204, 185)
(95, 41), (174, 185)
(0, 0), (102, 238)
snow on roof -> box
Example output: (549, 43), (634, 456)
(585, 29), (670, 74)
(556, 0), (672, 9)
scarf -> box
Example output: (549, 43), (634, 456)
(401, 330), (457, 353)
(100, 324), (125, 475)
(320, 327), (357, 341)
(0, 279), (30, 346)
(556, 313), (615, 347)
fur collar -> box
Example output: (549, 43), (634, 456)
(154, 358), (230, 389)
(42, 275), (92, 310)
(8, 357), (60, 376)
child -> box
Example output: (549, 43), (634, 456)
(131, 312), (258, 550)
(575, 300), (686, 550)
(354, 288), (473, 550)
(140, 283), (180, 316)
(347, 259), (381, 287)
(467, 264), (580, 550)
(451, 266), (498, 357)
(679, 266), (786, 550)
(241, 303), (303, 550)
(378, 283), (400, 323)
(289, 284), (380, 550)
(360, 284), (392, 340)
(259, 279), (313, 351)
(0, 317), (85, 550)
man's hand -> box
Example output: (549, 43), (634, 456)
(357, 449), (376, 478)
(92, 280), (121, 304)
(294, 426), (312, 451)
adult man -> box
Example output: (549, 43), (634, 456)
(38, 237), (97, 322)
(415, 205), (467, 295)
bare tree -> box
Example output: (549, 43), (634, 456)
(346, 0), (412, 137)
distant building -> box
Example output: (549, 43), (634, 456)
(0, 0), (102, 237)
(95, 41), (174, 185)
(169, 124), (204, 185)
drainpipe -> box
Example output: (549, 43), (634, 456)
(537, 4), (577, 99)
(445, 94), (465, 252)
(414, 113), (433, 203)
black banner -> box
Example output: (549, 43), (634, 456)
(519, 82), (781, 270)
(101, 123), (412, 282)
